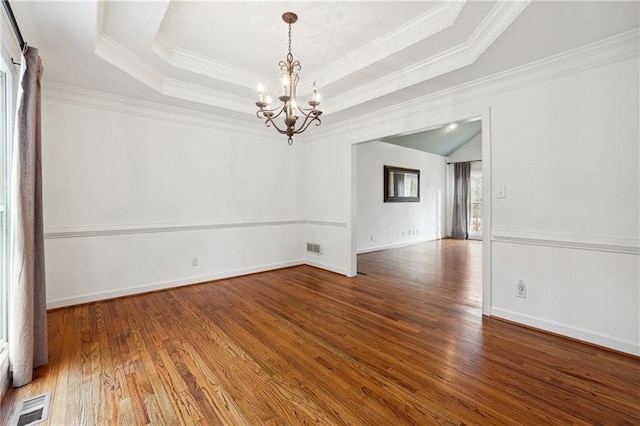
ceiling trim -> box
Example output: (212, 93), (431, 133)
(95, 33), (165, 90)
(308, 28), (639, 144)
(324, 0), (531, 114)
(305, 1), (464, 86)
(81, 23), (640, 146)
(152, 33), (262, 90)
(41, 81), (265, 136)
(94, 32), (252, 114)
(93, 0), (527, 118)
(147, 2), (464, 93)
(162, 78), (250, 112)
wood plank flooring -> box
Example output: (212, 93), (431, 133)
(1, 239), (639, 424)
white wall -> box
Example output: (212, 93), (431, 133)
(488, 56), (639, 355)
(42, 89), (306, 307)
(301, 137), (350, 275)
(356, 141), (446, 253)
(302, 39), (639, 355)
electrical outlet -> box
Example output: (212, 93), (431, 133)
(516, 280), (526, 298)
(191, 257), (199, 267)
(370, 234), (374, 241)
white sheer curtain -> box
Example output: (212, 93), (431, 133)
(9, 46), (47, 387)
(451, 162), (470, 240)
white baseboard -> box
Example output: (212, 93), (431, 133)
(46, 260), (305, 309)
(491, 307), (639, 356)
(304, 258), (347, 276)
(357, 235), (441, 254)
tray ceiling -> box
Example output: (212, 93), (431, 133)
(9, 1), (640, 128)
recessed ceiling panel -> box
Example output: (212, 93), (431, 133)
(158, 1), (440, 79)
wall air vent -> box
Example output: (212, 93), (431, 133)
(13, 392), (51, 426)
(306, 242), (322, 255)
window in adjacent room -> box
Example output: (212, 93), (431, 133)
(468, 170), (483, 240)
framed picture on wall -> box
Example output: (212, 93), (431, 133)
(384, 165), (420, 202)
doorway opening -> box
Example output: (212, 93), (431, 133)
(349, 112), (491, 316)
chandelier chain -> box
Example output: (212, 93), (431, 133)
(287, 23), (293, 61)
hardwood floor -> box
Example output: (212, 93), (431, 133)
(1, 239), (639, 424)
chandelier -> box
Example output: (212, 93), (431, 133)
(255, 12), (322, 145)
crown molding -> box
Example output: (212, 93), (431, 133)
(94, 32), (253, 114)
(307, 1), (465, 87)
(152, 33), (263, 91)
(93, 0), (524, 118)
(41, 81), (266, 137)
(308, 28), (640, 144)
(324, 0), (531, 114)
(148, 2), (464, 94)
(162, 78), (250, 113)
(94, 33), (164, 90)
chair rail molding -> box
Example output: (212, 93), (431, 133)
(45, 218), (348, 239)
(491, 229), (640, 255)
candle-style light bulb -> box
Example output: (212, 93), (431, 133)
(257, 83), (265, 102)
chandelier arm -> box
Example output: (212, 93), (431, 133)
(294, 105), (321, 117)
(265, 120), (289, 135)
(258, 111), (289, 135)
(293, 114), (322, 135)
(257, 106), (286, 119)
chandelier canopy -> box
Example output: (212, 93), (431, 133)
(255, 12), (322, 145)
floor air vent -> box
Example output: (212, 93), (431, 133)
(306, 242), (322, 255)
(14, 392), (51, 426)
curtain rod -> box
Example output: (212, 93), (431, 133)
(447, 159), (482, 165)
(2, 0), (26, 52)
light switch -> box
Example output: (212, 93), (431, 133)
(497, 185), (507, 199)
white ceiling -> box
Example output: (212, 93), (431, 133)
(9, 0), (640, 136)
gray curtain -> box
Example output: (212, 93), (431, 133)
(451, 162), (470, 240)
(9, 47), (47, 387)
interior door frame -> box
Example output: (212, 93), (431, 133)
(348, 107), (492, 317)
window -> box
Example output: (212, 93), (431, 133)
(469, 170), (483, 239)
(0, 69), (7, 353)
(0, 52), (15, 359)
